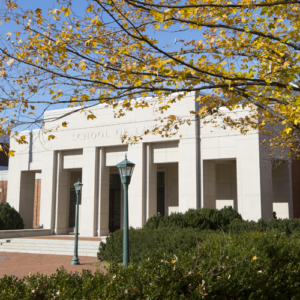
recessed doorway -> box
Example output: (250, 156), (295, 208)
(69, 188), (81, 230)
(157, 171), (165, 216)
(109, 174), (122, 233)
(69, 170), (82, 234)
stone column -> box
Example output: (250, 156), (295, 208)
(98, 148), (110, 236)
(39, 151), (56, 233)
(127, 144), (144, 228)
(178, 138), (200, 213)
(81, 147), (98, 237)
(19, 171), (35, 229)
(144, 143), (157, 224)
(236, 135), (262, 221)
(54, 151), (70, 235)
(7, 154), (21, 212)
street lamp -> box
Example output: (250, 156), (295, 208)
(71, 179), (83, 265)
(117, 154), (135, 267)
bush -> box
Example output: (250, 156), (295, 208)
(144, 206), (242, 230)
(218, 205), (243, 225)
(229, 217), (300, 235)
(2, 231), (300, 299)
(98, 227), (214, 263)
(0, 203), (24, 230)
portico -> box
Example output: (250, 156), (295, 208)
(6, 93), (294, 236)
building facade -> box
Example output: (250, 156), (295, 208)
(2, 93), (296, 236)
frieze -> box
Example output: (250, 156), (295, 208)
(71, 127), (148, 141)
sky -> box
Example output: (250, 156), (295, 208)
(0, 0), (200, 133)
(0, 1), (89, 131)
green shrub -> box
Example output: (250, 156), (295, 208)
(182, 209), (213, 229)
(143, 213), (182, 229)
(228, 218), (300, 235)
(218, 205), (243, 225)
(144, 206), (242, 230)
(2, 231), (300, 299)
(0, 203), (24, 230)
(98, 227), (213, 263)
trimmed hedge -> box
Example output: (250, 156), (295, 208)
(97, 227), (213, 263)
(144, 207), (300, 235)
(0, 203), (24, 230)
(2, 231), (300, 299)
(229, 217), (300, 234)
(99, 208), (300, 264)
(144, 207), (242, 230)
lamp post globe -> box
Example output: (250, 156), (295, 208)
(117, 154), (135, 267)
(71, 180), (83, 265)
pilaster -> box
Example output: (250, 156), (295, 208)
(127, 144), (144, 228)
(178, 138), (200, 213)
(40, 151), (56, 232)
(81, 147), (98, 237)
(144, 143), (157, 224)
(54, 151), (70, 235)
(98, 148), (110, 236)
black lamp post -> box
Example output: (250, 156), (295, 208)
(71, 180), (83, 265)
(117, 154), (135, 267)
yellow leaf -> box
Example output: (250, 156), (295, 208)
(64, 8), (71, 17)
(284, 128), (292, 134)
(86, 5), (94, 12)
(62, 122), (68, 127)
(87, 114), (96, 120)
(8, 150), (15, 157)
(79, 60), (86, 71)
(253, 256), (257, 260)
(48, 135), (55, 141)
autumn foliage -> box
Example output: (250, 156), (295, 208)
(1, 0), (300, 155)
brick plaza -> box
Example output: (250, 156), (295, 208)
(0, 252), (106, 278)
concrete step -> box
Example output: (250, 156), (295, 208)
(0, 245), (98, 253)
(1, 239), (100, 245)
(0, 238), (101, 257)
(0, 242), (99, 249)
(0, 248), (98, 257)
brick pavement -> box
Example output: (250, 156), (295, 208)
(0, 252), (106, 278)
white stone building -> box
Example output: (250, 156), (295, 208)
(3, 93), (294, 237)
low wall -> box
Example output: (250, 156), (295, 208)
(0, 229), (51, 239)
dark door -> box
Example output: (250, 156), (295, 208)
(69, 188), (81, 228)
(109, 174), (121, 233)
(157, 172), (165, 216)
